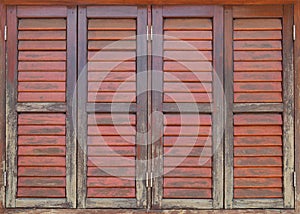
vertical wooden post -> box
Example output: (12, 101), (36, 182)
(0, 0), (6, 210)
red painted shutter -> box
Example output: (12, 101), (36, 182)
(6, 6), (76, 208)
(77, 6), (148, 208)
(151, 6), (224, 209)
(224, 5), (294, 209)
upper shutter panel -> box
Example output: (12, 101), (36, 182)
(77, 6), (148, 209)
(225, 5), (294, 209)
(6, 6), (76, 208)
(152, 6), (224, 209)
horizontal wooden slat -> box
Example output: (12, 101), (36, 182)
(234, 51), (282, 61)
(234, 136), (282, 146)
(164, 147), (211, 157)
(18, 167), (66, 177)
(164, 31), (212, 41)
(88, 52), (135, 62)
(88, 72), (135, 82)
(18, 113), (65, 125)
(164, 93), (212, 103)
(234, 82), (282, 92)
(87, 177), (135, 187)
(88, 61), (136, 71)
(164, 167), (211, 178)
(164, 61), (212, 72)
(18, 61), (66, 71)
(88, 92), (136, 103)
(234, 168), (282, 178)
(86, 103), (136, 113)
(88, 157), (135, 167)
(234, 62), (282, 71)
(88, 114), (135, 125)
(234, 157), (282, 167)
(87, 6), (138, 18)
(164, 188), (211, 199)
(88, 82), (136, 92)
(234, 72), (282, 82)
(19, 41), (66, 50)
(18, 136), (66, 146)
(234, 31), (282, 41)
(234, 147), (282, 157)
(16, 103), (67, 112)
(18, 146), (66, 156)
(234, 126), (282, 136)
(233, 103), (283, 113)
(87, 188), (135, 198)
(164, 178), (212, 188)
(164, 126), (211, 136)
(88, 146), (135, 156)
(234, 93), (282, 103)
(19, 72), (66, 82)
(164, 136), (212, 147)
(234, 41), (282, 51)
(164, 41), (212, 51)
(164, 72), (212, 82)
(88, 31), (136, 40)
(232, 6), (283, 18)
(164, 82), (212, 93)
(88, 136), (135, 146)
(234, 188), (282, 198)
(18, 187), (65, 198)
(18, 177), (66, 187)
(18, 125), (66, 136)
(19, 51), (66, 61)
(88, 167), (135, 177)
(164, 157), (212, 167)
(164, 114), (211, 125)
(18, 92), (66, 102)
(18, 19), (66, 30)
(164, 19), (212, 31)
(17, 6), (68, 18)
(88, 126), (135, 136)
(234, 19), (282, 31)
(18, 31), (66, 40)
(18, 82), (66, 92)
(88, 40), (136, 51)
(163, 103), (212, 113)
(88, 19), (136, 30)
(234, 114), (282, 125)
(234, 178), (282, 188)
(18, 157), (66, 166)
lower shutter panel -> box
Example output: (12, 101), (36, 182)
(6, 6), (76, 208)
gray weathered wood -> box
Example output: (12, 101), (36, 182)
(233, 199), (284, 209)
(66, 6), (77, 208)
(6, 6), (18, 208)
(233, 103), (283, 113)
(163, 103), (212, 113)
(86, 199), (137, 208)
(16, 103), (67, 112)
(15, 199), (70, 208)
(136, 6), (148, 209)
(161, 199), (213, 209)
(282, 5), (295, 209)
(212, 5), (224, 209)
(224, 6), (234, 209)
(151, 6), (163, 209)
(77, 6), (87, 209)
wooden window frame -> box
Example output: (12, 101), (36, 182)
(0, 1), (299, 213)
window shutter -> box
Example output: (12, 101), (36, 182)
(6, 6), (77, 208)
(77, 6), (148, 208)
(151, 6), (224, 209)
(224, 5), (294, 209)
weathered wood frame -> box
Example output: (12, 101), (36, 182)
(0, 1), (299, 214)
(224, 5), (295, 209)
(5, 5), (77, 208)
(151, 5), (224, 209)
(77, 5), (148, 209)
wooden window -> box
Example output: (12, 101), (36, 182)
(4, 4), (295, 210)
(6, 6), (77, 208)
(224, 5), (295, 209)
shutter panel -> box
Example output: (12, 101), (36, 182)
(6, 6), (76, 208)
(224, 5), (294, 209)
(152, 6), (224, 209)
(77, 6), (148, 208)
